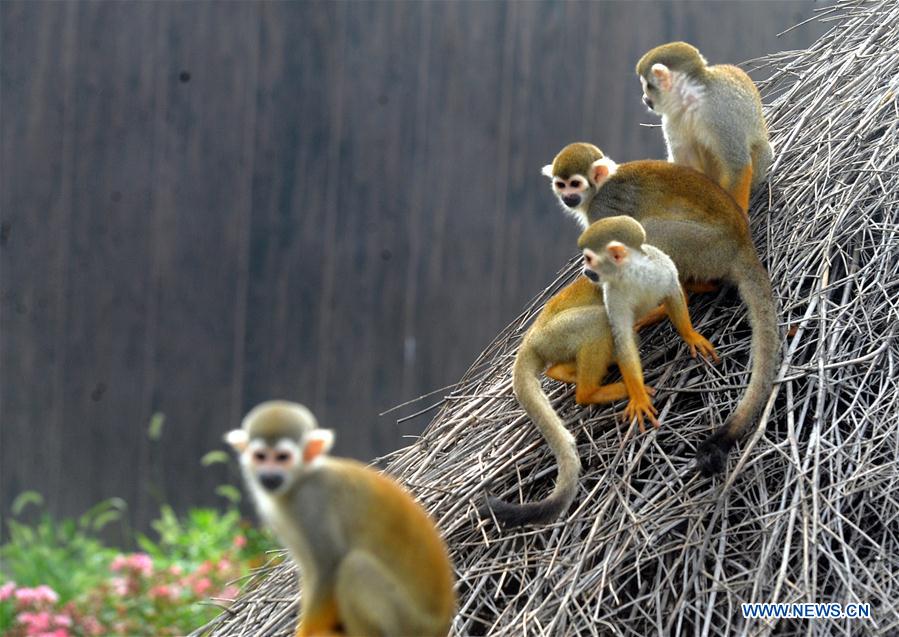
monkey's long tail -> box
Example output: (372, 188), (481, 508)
(479, 347), (581, 527)
(696, 257), (780, 475)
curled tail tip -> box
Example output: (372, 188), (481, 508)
(695, 433), (734, 477)
(478, 494), (568, 529)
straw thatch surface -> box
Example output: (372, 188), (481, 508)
(192, 1), (899, 635)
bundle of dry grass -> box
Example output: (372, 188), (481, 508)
(192, 1), (899, 635)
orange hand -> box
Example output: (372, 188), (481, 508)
(684, 330), (719, 362)
(621, 392), (659, 433)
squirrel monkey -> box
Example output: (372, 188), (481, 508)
(226, 401), (456, 637)
(544, 143), (780, 476)
(482, 217), (717, 528)
(635, 42), (773, 215)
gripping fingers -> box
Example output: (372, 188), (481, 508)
(686, 331), (719, 362)
(621, 395), (659, 433)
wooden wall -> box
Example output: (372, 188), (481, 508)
(0, 1), (824, 537)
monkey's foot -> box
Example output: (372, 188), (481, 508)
(684, 330), (720, 362)
(621, 395), (659, 433)
(634, 305), (666, 331)
(545, 362), (577, 384)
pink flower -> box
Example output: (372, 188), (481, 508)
(110, 554), (128, 572)
(191, 577), (212, 596)
(110, 553), (153, 577)
(232, 535), (247, 549)
(149, 584), (181, 602)
(128, 553), (153, 577)
(196, 561), (213, 576)
(34, 631), (69, 637)
(0, 581), (16, 601)
(168, 564), (183, 576)
(17, 610), (52, 631)
(14, 586), (59, 607)
(216, 558), (233, 574)
(219, 585), (240, 601)
(80, 617), (104, 636)
(110, 577), (129, 597)
(53, 614), (72, 627)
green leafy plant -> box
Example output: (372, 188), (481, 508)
(0, 418), (279, 635)
(0, 493), (124, 603)
(137, 505), (274, 570)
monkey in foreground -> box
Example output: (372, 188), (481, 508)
(482, 217), (717, 528)
(635, 41), (773, 215)
(544, 143), (779, 476)
(226, 401), (456, 637)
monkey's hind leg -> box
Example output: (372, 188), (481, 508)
(548, 363), (649, 404)
(633, 304), (667, 331)
(635, 284), (716, 332)
(546, 362), (578, 384)
(683, 280), (718, 294)
(296, 593), (341, 637)
(335, 551), (442, 637)
(723, 164), (753, 217)
(573, 338), (617, 405)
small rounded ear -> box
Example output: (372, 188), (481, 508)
(590, 157), (618, 186)
(224, 429), (249, 453)
(541, 164), (554, 178)
(651, 63), (672, 91)
(303, 429), (335, 463)
(606, 242), (629, 264)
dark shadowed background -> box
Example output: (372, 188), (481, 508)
(1, 1), (826, 540)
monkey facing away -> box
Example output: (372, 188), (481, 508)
(226, 401), (456, 637)
(635, 42), (773, 215)
(482, 217), (717, 528)
(544, 143), (780, 476)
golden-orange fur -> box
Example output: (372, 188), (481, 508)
(229, 402), (456, 637)
(544, 146), (779, 476)
(483, 216), (716, 527)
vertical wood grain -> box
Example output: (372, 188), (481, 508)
(0, 1), (826, 537)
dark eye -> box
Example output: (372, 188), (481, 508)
(555, 181), (565, 189)
(275, 452), (291, 463)
(571, 179), (583, 189)
(253, 451), (267, 462)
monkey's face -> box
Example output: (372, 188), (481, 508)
(550, 174), (592, 209)
(639, 75), (662, 114)
(244, 438), (303, 495)
(227, 426), (335, 496)
(582, 242), (629, 281)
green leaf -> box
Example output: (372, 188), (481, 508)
(214, 485), (242, 505)
(91, 510), (123, 532)
(200, 450), (230, 466)
(11, 491), (43, 516)
(147, 412), (166, 440)
(79, 497), (127, 530)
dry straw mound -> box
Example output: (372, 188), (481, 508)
(193, 1), (898, 635)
